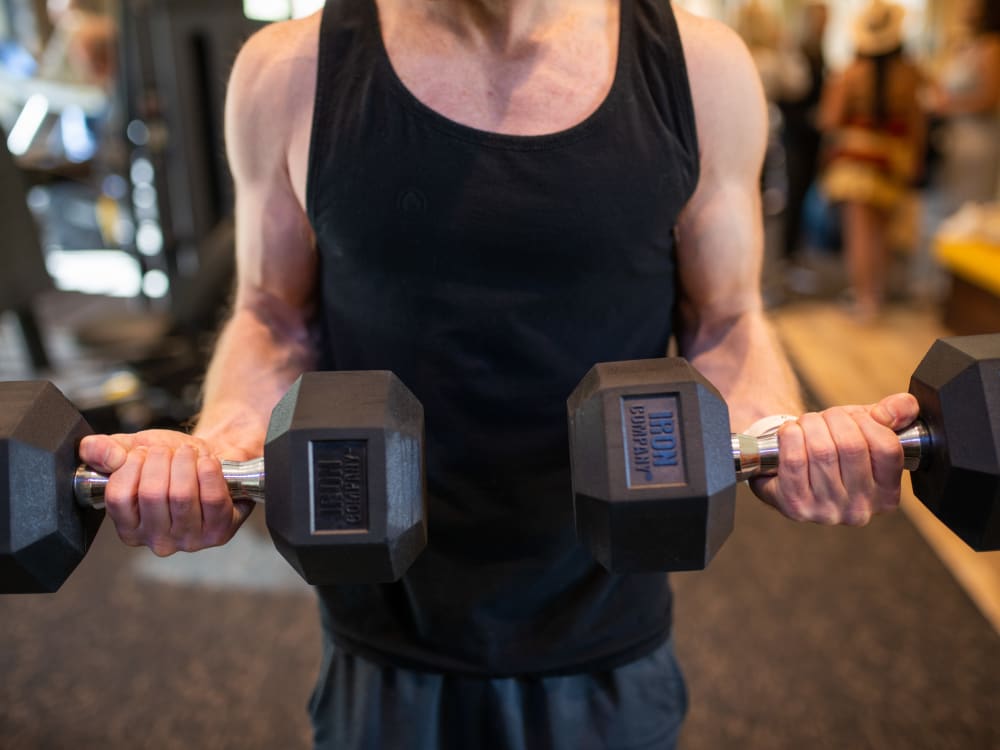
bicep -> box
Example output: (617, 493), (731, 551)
(673, 18), (768, 352)
(224, 26), (317, 324)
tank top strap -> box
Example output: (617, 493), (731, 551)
(627, 0), (700, 175)
(307, 0), (382, 223)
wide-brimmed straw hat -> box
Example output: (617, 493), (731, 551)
(853, 0), (906, 56)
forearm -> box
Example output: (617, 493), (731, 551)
(679, 309), (804, 433)
(193, 300), (316, 454)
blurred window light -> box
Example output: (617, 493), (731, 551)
(59, 105), (96, 163)
(130, 157), (155, 185)
(126, 119), (150, 146)
(7, 94), (50, 156)
(136, 220), (164, 256)
(46, 250), (143, 297)
(115, 216), (136, 246)
(674, 0), (723, 20)
(243, 0), (323, 21)
(142, 269), (171, 299)
(132, 183), (158, 211)
(102, 174), (130, 201)
(244, 0), (292, 21)
(292, 0), (324, 17)
(26, 186), (51, 212)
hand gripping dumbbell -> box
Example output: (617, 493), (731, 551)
(0, 371), (426, 593)
(567, 335), (1000, 572)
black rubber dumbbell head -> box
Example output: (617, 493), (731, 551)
(909, 335), (1000, 551)
(265, 371), (426, 584)
(568, 358), (736, 572)
(0, 382), (104, 593)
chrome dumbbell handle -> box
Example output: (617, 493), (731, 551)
(732, 421), (931, 482)
(72, 458), (267, 509)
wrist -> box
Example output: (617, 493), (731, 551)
(192, 407), (268, 454)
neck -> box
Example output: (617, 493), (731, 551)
(425, 0), (568, 53)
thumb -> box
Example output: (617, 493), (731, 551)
(78, 434), (131, 473)
(869, 393), (921, 431)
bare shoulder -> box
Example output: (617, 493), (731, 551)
(672, 5), (767, 176)
(229, 13), (319, 109)
(226, 13), (321, 176)
(673, 5), (756, 84)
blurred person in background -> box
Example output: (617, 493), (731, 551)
(38, 0), (116, 89)
(818, 0), (925, 321)
(733, 0), (810, 104)
(733, 0), (810, 304)
(779, 1), (828, 264)
(928, 0), (1000, 212)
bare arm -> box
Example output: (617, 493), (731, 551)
(674, 11), (803, 432)
(78, 19), (320, 554)
(194, 21), (319, 452)
(674, 10), (918, 527)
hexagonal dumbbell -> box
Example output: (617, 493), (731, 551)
(568, 335), (1000, 573)
(1, 371), (426, 593)
(568, 357), (737, 572)
(907, 336), (1000, 551)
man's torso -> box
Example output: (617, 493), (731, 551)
(280, 0), (704, 214)
(262, 0), (703, 676)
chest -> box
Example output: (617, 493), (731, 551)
(377, 2), (620, 136)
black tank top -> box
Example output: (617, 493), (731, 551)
(306, 0), (699, 676)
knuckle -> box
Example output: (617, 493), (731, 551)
(813, 507), (840, 526)
(843, 506), (872, 527)
(116, 529), (141, 547)
(147, 444), (171, 459)
(874, 440), (903, 465)
(838, 437), (869, 463)
(781, 497), (810, 522)
(103, 492), (132, 512)
(175, 537), (202, 553)
(202, 530), (231, 548)
(200, 492), (229, 510)
(877, 488), (902, 512)
(780, 452), (808, 475)
(169, 495), (196, 515)
(149, 537), (177, 557)
(811, 445), (839, 467)
(137, 486), (166, 506)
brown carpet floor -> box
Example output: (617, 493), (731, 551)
(2, 487), (997, 749)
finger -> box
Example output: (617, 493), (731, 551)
(136, 446), (175, 556)
(168, 445), (202, 547)
(823, 408), (874, 526)
(79, 434), (132, 473)
(773, 420), (812, 521)
(103, 446), (145, 542)
(798, 412), (844, 524)
(850, 410), (905, 514)
(869, 393), (920, 431)
(198, 456), (237, 546)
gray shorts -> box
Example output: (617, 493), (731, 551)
(309, 638), (687, 750)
